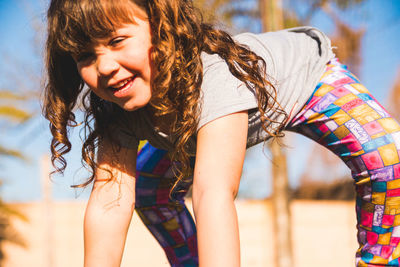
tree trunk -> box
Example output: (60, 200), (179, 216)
(269, 138), (293, 267)
(259, 1), (293, 266)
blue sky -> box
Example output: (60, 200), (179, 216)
(0, 0), (400, 201)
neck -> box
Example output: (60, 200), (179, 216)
(145, 105), (176, 134)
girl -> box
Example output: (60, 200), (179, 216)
(43, 0), (400, 266)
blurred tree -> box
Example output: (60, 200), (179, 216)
(195, 0), (260, 30)
(0, 91), (31, 159)
(290, 0), (366, 187)
(0, 1), (46, 263)
(0, 196), (27, 264)
(259, 1), (294, 266)
(292, 176), (356, 200)
(387, 68), (400, 120)
(0, 90), (30, 264)
(264, 1), (366, 265)
(0, 0), (40, 251)
(318, 1), (365, 74)
(284, 0), (366, 74)
(291, 0), (366, 24)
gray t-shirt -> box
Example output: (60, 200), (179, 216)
(115, 26), (336, 153)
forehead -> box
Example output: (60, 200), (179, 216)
(99, 0), (148, 23)
(52, 0), (148, 54)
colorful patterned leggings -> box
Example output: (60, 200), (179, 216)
(135, 59), (400, 266)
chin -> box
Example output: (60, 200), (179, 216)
(120, 101), (148, 112)
(120, 104), (139, 112)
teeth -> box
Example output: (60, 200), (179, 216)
(112, 78), (131, 89)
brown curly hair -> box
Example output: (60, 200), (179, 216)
(43, 0), (287, 189)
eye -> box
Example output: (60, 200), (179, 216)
(109, 37), (126, 47)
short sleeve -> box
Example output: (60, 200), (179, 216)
(197, 28), (335, 147)
(197, 53), (259, 130)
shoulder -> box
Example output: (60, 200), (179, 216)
(198, 52), (259, 130)
(233, 26), (335, 64)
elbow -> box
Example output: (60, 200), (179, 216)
(193, 179), (238, 202)
(192, 185), (237, 215)
(84, 196), (135, 227)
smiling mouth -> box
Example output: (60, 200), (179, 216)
(109, 76), (136, 97)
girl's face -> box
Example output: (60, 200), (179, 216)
(75, 8), (153, 111)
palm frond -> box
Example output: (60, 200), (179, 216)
(0, 106), (31, 123)
(0, 203), (28, 222)
(0, 202), (28, 250)
(0, 225), (27, 248)
(0, 146), (26, 160)
(223, 8), (260, 20)
(0, 91), (28, 101)
(333, 0), (364, 10)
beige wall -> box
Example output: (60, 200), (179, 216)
(2, 200), (358, 267)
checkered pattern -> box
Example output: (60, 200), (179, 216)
(288, 58), (400, 266)
(134, 59), (400, 266)
(135, 144), (198, 267)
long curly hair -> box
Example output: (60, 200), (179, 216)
(43, 0), (287, 189)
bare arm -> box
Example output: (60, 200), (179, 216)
(192, 111), (248, 267)
(84, 140), (137, 267)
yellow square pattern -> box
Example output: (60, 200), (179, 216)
(352, 150), (366, 157)
(162, 218), (180, 231)
(378, 232), (391, 245)
(379, 118), (400, 133)
(392, 245), (400, 260)
(348, 105), (380, 125)
(350, 83), (369, 94)
(370, 256), (389, 265)
(307, 113), (325, 124)
(333, 125), (350, 139)
(319, 69), (333, 80)
(371, 132), (387, 139)
(382, 223), (393, 229)
(372, 192), (386, 205)
(388, 179), (400, 190)
(394, 215), (400, 226)
(314, 83), (334, 96)
(378, 144), (400, 166)
(332, 109), (352, 125)
(334, 93), (358, 106)
(385, 198), (400, 214)
(357, 258), (368, 267)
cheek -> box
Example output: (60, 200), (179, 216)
(127, 51), (149, 68)
(124, 45), (152, 72)
(79, 68), (97, 87)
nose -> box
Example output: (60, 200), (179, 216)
(96, 54), (119, 77)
